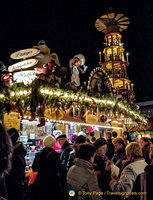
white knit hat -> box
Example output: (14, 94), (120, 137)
(43, 135), (55, 148)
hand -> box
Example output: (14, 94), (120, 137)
(105, 160), (113, 171)
(84, 65), (88, 71)
(122, 159), (128, 165)
(111, 174), (118, 181)
(94, 170), (101, 176)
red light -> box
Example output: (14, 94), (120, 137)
(47, 62), (52, 67)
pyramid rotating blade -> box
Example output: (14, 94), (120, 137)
(119, 21), (130, 25)
(95, 19), (106, 31)
(120, 25), (128, 29)
(117, 16), (129, 22)
(98, 18), (109, 24)
(115, 14), (124, 21)
(100, 14), (109, 19)
(107, 13), (115, 19)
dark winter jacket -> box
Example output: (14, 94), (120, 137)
(94, 155), (111, 200)
(60, 141), (72, 169)
(106, 138), (115, 160)
(111, 147), (126, 169)
(31, 148), (66, 200)
(0, 129), (13, 200)
(67, 158), (102, 200)
(142, 143), (150, 164)
(6, 141), (26, 200)
(66, 150), (76, 171)
(145, 164), (153, 200)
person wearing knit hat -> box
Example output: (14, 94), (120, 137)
(55, 133), (66, 141)
(94, 138), (107, 151)
(31, 135), (64, 200)
(93, 138), (111, 198)
(43, 135), (55, 148)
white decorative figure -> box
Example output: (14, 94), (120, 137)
(69, 54), (88, 87)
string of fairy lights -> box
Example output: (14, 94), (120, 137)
(0, 87), (147, 125)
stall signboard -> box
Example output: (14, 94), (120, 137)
(13, 70), (39, 83)
(3, 112), (20, 132)
(8, 59), (38, 72)
(56, 124), (65, 133)
(86, 114), (98, 124)
(10, 48), (40, 60)
(44, 108), (64, 120)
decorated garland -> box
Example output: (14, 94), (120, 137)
(0, 78), (147, 125)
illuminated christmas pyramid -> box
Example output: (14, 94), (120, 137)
(95, 13), (135, 103)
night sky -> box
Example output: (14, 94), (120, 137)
(0, 0), (153, 102)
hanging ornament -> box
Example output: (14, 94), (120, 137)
(88, 126), (94, 133)
(29, 113), (36, 121)
(37, 117), (46, 127)
(100, 115), (107, 122)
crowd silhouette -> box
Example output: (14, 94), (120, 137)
(0, 124), (153, 200)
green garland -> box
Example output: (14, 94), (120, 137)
(0, 79), (147, 125)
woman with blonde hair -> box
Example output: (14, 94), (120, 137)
(110, 142), (147, 199)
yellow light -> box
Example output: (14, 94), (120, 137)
(64, 93), (68, 98)
(45, 89), (49, 94)
(24, 90), (27, 95)
(49, 90), (53, 95)
(40, 89), (44, 93)
(11, 92), (15, 96)
(19, 91), (23, 95)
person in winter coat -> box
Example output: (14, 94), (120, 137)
(111, 137), (126, 170)
(56, 134), (72, 169)
(30, 135), (66, 200)
(0, 124), (13, 200)
(122, 131), (131, 146)
(67, 143), (102, 200)
(6, 128), (26, 200)
(67, 135), (86, 171)
(93, 138), (112, 200)
(140, 137), (151, 164)
(104, 131), (115, 160)
(144, 144), (153, 200)
(110, 142), (147, 200)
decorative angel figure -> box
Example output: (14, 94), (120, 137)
(69, 54), (88, 87)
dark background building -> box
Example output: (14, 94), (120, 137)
(0, 0), (153, 102)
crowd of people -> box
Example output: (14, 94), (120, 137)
(0, 123), (153, 200)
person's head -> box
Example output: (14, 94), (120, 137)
(126, 142), (142, 162)
(140, 137), (150, 149)
(104, 131), (112, 140)
(94, 138), (107, 156)
(76, 143), (96, 164)
(122, 131), (130, 140)
(74, 135), (86, 151)
(112, 131), (117, 138)
(56, 134), (67, 147)
(7, 128), (19, 145)
(112, 137), (124, 151)
(43, 135), (55, 148)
